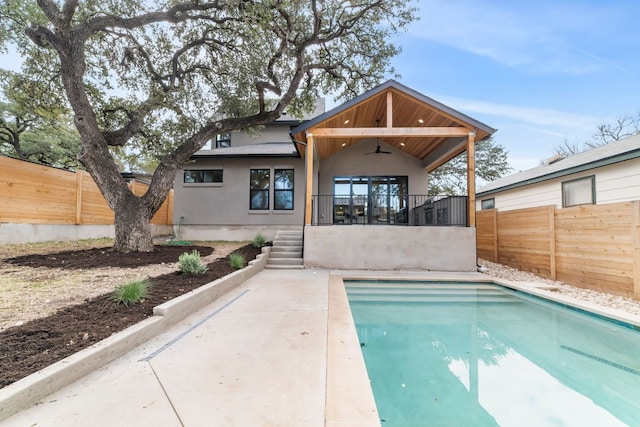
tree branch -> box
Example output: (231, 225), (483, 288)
(36, 0), (61, 25)
(85, 2), (230, 35)
(60, 0), (79, 31)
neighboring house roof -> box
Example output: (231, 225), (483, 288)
(477, 133), (640, 197)
(192, 142), (299, 158)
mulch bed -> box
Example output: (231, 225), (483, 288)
(0, 243), (262, 389)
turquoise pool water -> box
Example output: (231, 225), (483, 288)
(346, 280), (640, 427)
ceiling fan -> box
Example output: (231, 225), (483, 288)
(365, 119), (392, 155)
(365, 142), (392, 155)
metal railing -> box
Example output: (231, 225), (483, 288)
(311, 194), (468, 226)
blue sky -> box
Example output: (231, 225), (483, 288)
(2, 1), (638, 172)
(391, 0), (640, 171)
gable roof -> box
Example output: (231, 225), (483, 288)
(290, 80), (496, 171)
(477, 133), (640, 196)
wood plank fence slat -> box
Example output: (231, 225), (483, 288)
(477, 200), (639, 299)
(0, 156), (173, 226)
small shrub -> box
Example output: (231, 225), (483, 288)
(111, 280), (151, 307)
(229, 253), (246, 269)
(252, 233), (266, 248)
(163, 239), (193, 246)
(179, 250), (208, 274)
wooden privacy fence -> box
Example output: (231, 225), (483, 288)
(477, 201), (640, 299)
(0, 156), (173, 225)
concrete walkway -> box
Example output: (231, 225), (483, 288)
(1, 268), (499, 426)
(1, 269), (332, 426)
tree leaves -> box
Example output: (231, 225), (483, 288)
(0, 70), (81, 168)
(428, 137), (512, 196)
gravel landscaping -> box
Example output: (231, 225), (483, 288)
(478, 258), (640, 316)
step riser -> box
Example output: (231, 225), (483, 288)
(265, 265), (304, 270)
(267, 258), (304, 266)
(270, 252), (302, 258)
(273, 241), (302, 247)
(271, 246), (302, 252)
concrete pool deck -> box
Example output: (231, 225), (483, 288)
(0, 269), (487, 426)
(3, 268), (639, 426)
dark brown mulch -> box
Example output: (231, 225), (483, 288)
(5, 245), (215, 269)
(0, 243), (262, 389)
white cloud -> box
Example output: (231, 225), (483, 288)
(434, 94), (601, 131)
(409, 0), (625, 75)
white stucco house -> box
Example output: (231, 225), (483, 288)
(476, 133), (640, 212)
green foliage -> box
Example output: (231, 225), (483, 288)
(0, 70), (81, 168)
(428, 137), (512, 196)
(229, 253), (245, 270)
(252, 233), (266, 248)
(162, 239), (193, 246)
(111, 279), (151, 307)
(178, 250), (208, 275)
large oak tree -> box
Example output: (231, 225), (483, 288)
(1, 0), (416, 252)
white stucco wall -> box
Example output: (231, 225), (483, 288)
(476, 158), (640, 212)
(303, 225), (477, 271)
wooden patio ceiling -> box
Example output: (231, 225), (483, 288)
(290, 80), (495, 172)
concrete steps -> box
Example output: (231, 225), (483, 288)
(266, 230), (304, 270)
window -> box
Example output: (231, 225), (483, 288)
(481, 198), (495, 210)
(562, 176), (595, 207)
(215, 133), (231, 148)
(436, 207), (449, 224)
(250, 169), (270, 210)
(274, 169), (294, 210)
(184, 169), (223, 183)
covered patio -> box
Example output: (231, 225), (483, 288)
(290, 80), (495, 270)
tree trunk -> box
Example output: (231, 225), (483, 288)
(113, 195), (154, 252)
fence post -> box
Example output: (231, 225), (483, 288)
(492, 209), (498, 263)
(549, 205), (556, 280)
(75, 171), (84, 225)
(167, 190), (174, 225)
(632, 201), (640, 300)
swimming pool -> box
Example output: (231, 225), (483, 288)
(346, 280), (640, 427)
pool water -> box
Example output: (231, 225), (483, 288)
(346, 281), (640, 427)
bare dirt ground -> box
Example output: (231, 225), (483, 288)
(0, 239), (260, 388)
(0, 239), (247, 331)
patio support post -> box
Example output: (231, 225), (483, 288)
(467, 131), (476, 227)
(304, 133), (315, 225)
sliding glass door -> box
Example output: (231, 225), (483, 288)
(333, 176), (408, 225)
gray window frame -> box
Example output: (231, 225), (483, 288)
(215, 133), (231, 148)
(274, 169), (294, 210)
(481, 198), (495, 210)
(561, 175), (595, 208)
(183, 169), (223, 184)
(250, 168), (270, 210)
